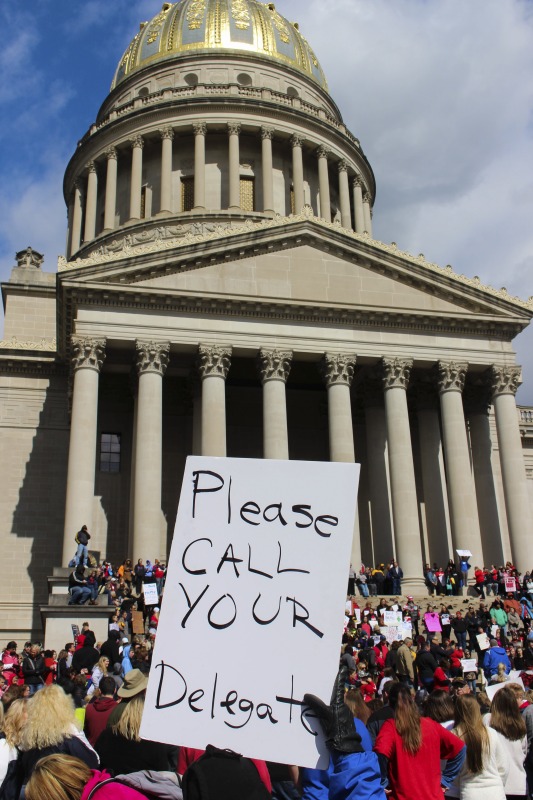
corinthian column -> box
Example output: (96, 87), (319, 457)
(317, 146), (331, 222)
(437, 361), (483, 568)
(129, 135), (144, 221)
(132, 341), (170, 561)
(84, 161), (98, 243)
(159, 127), (174, 214)
(103, 147), (118, 232)
(258, 348), (292, 459)
(197, 344), (232, 456)
(382, 357), (424, 590)
(62, 337), (106, 565)
(363, 191), (372, 236)
(320, 352), (361, 573)
(70, 181), (84, 256)
(338, 160), (352, 230)
(291, 134), (304, 214)
(228, 122), (241, 210)
(490, 365), (532, 569)
(193, 122), (207, 210)
(352, 176), (365, 233)
(261, 127), (274, 214)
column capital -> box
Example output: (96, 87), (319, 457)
(257, 348), (292, 384)
(71, 336), (106, 372)
(436, 361), (468, 394)
(381, 357), (413, 391)
(320, 353), (356, 387)
(193, 122), (207, 136)
(159, 126), (174, 140)
(316, 145), (330, 160)
(105, 146), (117, 161)
(290, 133), (304, 148)
(490, 364), (522, 397)
(86, 160), (97, 174)
(362, 190), (371, 204)
(352, 174), (363, 189)
(135, 340), (170, 376)
(227, 122), (241, 136)
(130, 135), (145, 150)
(260, 126), (274, 140)
(338, 159), (348, 173)
(197, 344), (232, 379)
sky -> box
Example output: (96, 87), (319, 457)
(1, 0), (532, 402)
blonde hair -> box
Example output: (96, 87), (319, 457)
(454, 694), (489, 774)
(25, 754), (91, 800)
(111, 694), (145, 742)
(3, 699), (28, 747)
(94, 656), (109, 674)
(21, 685), (79, 750)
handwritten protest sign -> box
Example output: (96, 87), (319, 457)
(504, 577), (516, 593)
(424, 612), (442, 633)
(461, 659), (477, 673)
(143, 582), (159, 606)
(476, 632), (490, 650)
(140, 457), (359, 768)
(383, 610), (403, 626)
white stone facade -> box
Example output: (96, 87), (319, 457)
(1, 0), (532, 645)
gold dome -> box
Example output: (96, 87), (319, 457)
(112, 0), (328, 91)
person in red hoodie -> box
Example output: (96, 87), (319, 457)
(449, 644), (464, 678)
(83, 677), (118, 746)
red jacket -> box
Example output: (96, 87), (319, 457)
(84, 696), (118, 746)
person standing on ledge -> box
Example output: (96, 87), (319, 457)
(75, 525), (91, 568)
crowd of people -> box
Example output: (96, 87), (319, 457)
(2, 542), (533, 799)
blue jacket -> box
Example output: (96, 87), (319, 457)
(483, 645), (511, 677)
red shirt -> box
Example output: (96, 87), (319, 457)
(374, 716), (464, 800)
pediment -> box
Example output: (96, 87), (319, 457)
(59, 215), (532, 324)
(132, 244), (477, 316)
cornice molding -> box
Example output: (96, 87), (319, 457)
(0, 337), (57, 352)
(58, 206), (533, 313)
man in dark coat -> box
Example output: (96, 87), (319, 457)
(71, 638), (100, 673)
(100, 630), (122, 671)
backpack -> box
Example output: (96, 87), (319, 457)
(181, 745), (270, 800)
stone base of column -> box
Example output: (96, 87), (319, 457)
(400, 577), (427, 593)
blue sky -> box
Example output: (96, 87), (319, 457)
(1, 0), (533, 401)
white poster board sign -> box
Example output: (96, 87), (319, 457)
(383, 610), (403, 626)
(461, 659), (477, 673)
(486, 678), (524, 701)
(143, 582), (159, 606)
(456, 549), (472, 558)
(140, 457), (359, 768)
(476, 632), (490, 651)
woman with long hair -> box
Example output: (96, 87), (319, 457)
(94, 693), (177, 774)
(374, 683), (465, 800)
(18, 684), (98, 790)
(485, 686), (527, 800)
(89, 657), (110, 696)
(25, 753), (150, 800)
(452, 693), (508, 799)
(424, 689), (455, 730)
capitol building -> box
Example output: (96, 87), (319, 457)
(1, 0), (532, 644)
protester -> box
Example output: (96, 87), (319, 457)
(373, 683), (466, 800)
(83, 677), (118, 747)
(485, 686), (527, 799)
(0, 698), (27, 784)
(451, 693), (508, 799)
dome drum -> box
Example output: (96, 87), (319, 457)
(65, 120), (374, 261)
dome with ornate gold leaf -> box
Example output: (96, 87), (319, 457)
(112, 0), (328, 91)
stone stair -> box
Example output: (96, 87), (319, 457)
(40, 566), (114, 651)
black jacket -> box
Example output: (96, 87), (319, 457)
(71, 644), (100, 673)
(95, 729), (177, 774)
(21, 654), (45, 686)
(415, 650), (438, 680)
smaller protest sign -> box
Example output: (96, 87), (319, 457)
(384, 610), (403, 626)
(71, 624), (80, 644)
(402, 622), (412, 638)
(353, 608), (361, 624)
(476, 632), (490, 650)
(504, 577), (516, 593)
(131, 610), (145, 635)
(456, 550), (472, 558)
(391, 604), (399, 612)
(461, 659), (477, 673)
(424, 612), (442, 633)
(143, 582), (159, 606)
(345, 600), (352, 615)
(491, 625), (499, 638)
(441, 614), (450, 626)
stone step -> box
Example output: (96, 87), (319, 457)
(47, 594), (111, 607)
